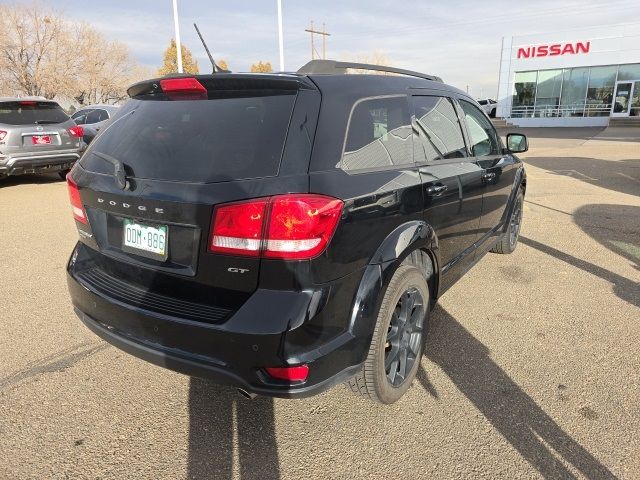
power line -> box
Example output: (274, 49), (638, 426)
(288, 0), (637, 46)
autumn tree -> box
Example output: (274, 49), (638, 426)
(250, 61), (273, 73)
(158, 39), (199, 76)
(217, 59), (229, 71)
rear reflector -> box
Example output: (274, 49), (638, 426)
(0, 130), (6, 141)
(66, 174), (87, 224)
(160, 77), (207, 100)
(265, 365), (309, 382)
(68, 125), (84, 138)
(208, 194), (343, 260)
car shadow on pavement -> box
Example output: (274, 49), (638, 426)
(574, 204), (640, 274)
(523, 156), (640, 197)
(520, 236), (639, 308)
(418, 305), (616, 480)
(187, 378), (280, 480)
(0, 173), (64, 187)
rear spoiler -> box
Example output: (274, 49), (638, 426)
(127, 74), (315, 98)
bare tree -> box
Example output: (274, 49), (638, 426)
(0, 2), (147, 104)
(74, 23), (145, 105)
(0, 3), (77, 97)
(341, 51), (394, 75)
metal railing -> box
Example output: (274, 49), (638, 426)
(510, 104), (613, 118)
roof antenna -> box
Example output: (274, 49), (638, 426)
(193, 23), (230, 73)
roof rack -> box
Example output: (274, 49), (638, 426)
(297, 60), (443, 83)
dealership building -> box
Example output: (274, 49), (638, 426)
(496, 23), (640, 126)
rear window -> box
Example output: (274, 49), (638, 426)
(81, 93), (297, 183)
(0, 101), (69, 125)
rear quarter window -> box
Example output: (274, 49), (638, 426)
(80, 92), (297, 183)
(341, 96), (412, 172)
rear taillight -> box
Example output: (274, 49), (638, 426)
(210, 199), (268, 257)
(68, 125), (84, 138)
(160, 77), (207, 100)
(66, 174), (87, 224)
(209, 194), (343, 260)
(0, 130), (6, 141)
(265, 365), (309, 382)
(264, 195), (344, 259)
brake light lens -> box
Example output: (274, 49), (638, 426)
(160, 77), (207, 100)
(66, 174), (87, 224)
(210, 199), (268, 256)
(0, 130), (6, 141)
(20, 100), (37, 106)
(265, 195), (344, 259)
(265, 365), (309, 382)
(68, 125), (84, 138)
(209, 194), (343, 260)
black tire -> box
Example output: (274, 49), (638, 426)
(490, 108), (496, 118)
(58, 169), (71, 180)
(492, 189), (524, 254)
(347, 263), (430, 404)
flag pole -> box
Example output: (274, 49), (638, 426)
(172, 0), (183, 73)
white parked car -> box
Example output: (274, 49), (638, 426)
(477, 99), (497, 118)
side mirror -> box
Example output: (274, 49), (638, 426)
(506, 133), (528, 153)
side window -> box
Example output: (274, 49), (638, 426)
(478, 100), (487, 105)
(72, 110), (89, 125)
(95, 109), (109, 122)
(459, 100), (500, 157)
(85, 109), (104, 124)
(342, 96), (412, 171)
(412, 96), (467, 162)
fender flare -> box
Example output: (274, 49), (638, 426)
(345, 221), (440, 362)
(501, 165), (527, 233)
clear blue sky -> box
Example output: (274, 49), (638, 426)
(6, 0), (640, 97)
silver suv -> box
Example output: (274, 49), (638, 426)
(0, 97), (83, 180)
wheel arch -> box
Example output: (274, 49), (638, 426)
(345, 221), (441, 358)
(501, 165), (527, 233)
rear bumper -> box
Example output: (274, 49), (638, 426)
(67, 243), (368, 398)
(0, 151), (80, 176)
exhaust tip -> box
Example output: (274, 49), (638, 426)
(237, 388), (257, 400)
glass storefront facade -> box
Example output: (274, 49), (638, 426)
(511, 63), (640, 118)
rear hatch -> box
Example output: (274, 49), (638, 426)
(0, 100), (81, 155)
(69, 74), (320, 321)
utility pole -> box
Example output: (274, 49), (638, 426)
(172, 0), (183, 73)
(304, 21), (331, 60)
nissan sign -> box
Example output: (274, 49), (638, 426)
(517, 41), (590, 59)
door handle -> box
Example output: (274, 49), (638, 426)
(482, 172), (497, 181)
(426, 184), (448, 195)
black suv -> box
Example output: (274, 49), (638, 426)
(66, 60), (527, 404)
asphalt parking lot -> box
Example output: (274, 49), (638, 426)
(1, 127), (639, 479)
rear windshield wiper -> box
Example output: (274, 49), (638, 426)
(91, 151), (130, 190)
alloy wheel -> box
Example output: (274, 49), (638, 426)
(384, 287), (425, 387)
(509, 198), (523, 247)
